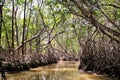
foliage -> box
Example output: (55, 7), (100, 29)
(0, 0), (119, 55)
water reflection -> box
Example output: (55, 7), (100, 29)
(1, 61), (116, 80)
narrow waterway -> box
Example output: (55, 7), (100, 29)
(1, 61), (116, 80)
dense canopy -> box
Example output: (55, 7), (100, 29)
(0, 0), (120, 79)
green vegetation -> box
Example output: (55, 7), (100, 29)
(0, 0), (120, 79)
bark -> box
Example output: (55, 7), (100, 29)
(0, 0), (5, 55)
(0, 0), (5, 46)
(15, 7), (19, 47)
(0, 6), (2, 47)
(22, 0), (27, 56)
(15, 7), (20, 54)
(12, 0), (15, 54)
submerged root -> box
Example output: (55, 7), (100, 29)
(79, 40), (120, 78)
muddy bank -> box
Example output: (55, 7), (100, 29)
(0, 54), (57, 73)
(0, 49), (79, 77)
(79, 40), (120, 78)
(0, 49), (58, 80)
(0, 53), (57, 79)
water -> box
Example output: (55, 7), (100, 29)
(1, 61), (116, 80)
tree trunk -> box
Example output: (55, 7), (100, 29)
(0, 6), (2, 47)
(12, 0), (15, 54)
(22, 0), (27, 57)
(15, 7), (19, 54)
(0, 0), (5, 55)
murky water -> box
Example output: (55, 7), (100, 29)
(1, 61), (117, 80)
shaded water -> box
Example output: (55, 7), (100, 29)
(1, 61), (116, 80)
